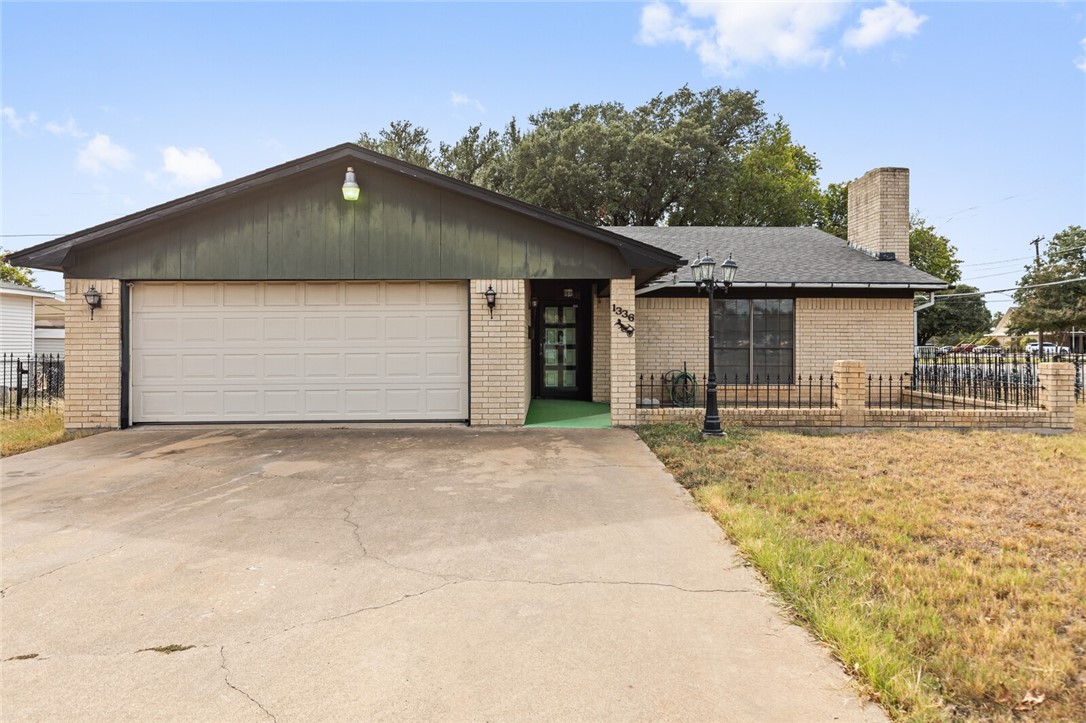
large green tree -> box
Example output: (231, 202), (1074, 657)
(918, 285), (992, 345)
(1010, 225), (1086, 336)
(357, 85), (823, 227)
(814, 181), (848, 241)
(1, 248), (37, 287)
(358, 120), (434, 168)
(909, 214), (962, 286)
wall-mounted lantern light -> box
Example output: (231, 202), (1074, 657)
(484, 285), (497, 317)
(84, 286), (103, 320)
(341, 166), (361, 201)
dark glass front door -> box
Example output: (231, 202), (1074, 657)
(540, 302), (579, 396)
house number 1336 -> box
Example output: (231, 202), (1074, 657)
(611, 305), (634, 322)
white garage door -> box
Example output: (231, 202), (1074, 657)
(130, 281), (468, 423)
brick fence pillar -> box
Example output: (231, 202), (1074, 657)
(64, 278), (122, 432)
(833, 360), (867, 427)
(609, 277), (637, 427)
(1037, 362), (1076, 431)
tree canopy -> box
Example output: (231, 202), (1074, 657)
(1010, 225), (1086, 335)
(1, 249), (37, 287)
(918, 285), (992, 345)
(908, 214), (962, 286)
(357, 85), (823, 227)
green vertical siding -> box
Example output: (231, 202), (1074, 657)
(65, 164), (629, 281)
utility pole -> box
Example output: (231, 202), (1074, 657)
(1031, 236), (1045, 353)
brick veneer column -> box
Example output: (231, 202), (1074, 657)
(470, 279), (529, 426)
(64, 278), (122, 431)
(833, 360), (867, 427)
(592, 292), (610, 403)
(1037, 362), (1076, 430)
(609, 277), (637, 426)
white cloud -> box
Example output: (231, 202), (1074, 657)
(160, 146), (223, 187)
(1076, 37), (1086, 72)
(843, 1), (926, 51)
(2, 107), (38, 134)
(450, 91), (486, 113)
(638, 1), (846, 74)
(45, 117), (87, 138)
(77, 133), (134, 173)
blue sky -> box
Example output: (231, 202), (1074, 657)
(3, 1), (1084, 313)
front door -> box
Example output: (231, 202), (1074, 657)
(539, 302), (581, 398)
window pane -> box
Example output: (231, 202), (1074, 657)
(544, 307), (559, 323)
(563, 306), (576, 323)
(545, 371), (558, 387)
(564, 347), (576, 365)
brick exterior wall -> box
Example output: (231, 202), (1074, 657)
(848, 167), (910, 264)
(635, 297), (707, 382)
(795, 297), (913, 379)
(592, 289), (610, 403)
(64, 278), (122, 431)
(608, 277), (637, 426)
(470, 279), (529, 426)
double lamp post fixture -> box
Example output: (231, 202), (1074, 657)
(690, 252), (738, 437)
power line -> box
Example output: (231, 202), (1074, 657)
(935, 276), (1086, 299)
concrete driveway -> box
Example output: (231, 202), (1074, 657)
(2, 427), (885, 722)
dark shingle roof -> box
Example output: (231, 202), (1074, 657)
(604, 226), (947, 290)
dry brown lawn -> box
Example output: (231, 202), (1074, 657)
(640, 405), (1086, 722)
(0, 409), (74, 457)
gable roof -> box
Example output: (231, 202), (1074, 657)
(606, 226), (948, 291)
(8, 144), (681, 278)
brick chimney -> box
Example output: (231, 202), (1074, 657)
(847, 167), (909, 264)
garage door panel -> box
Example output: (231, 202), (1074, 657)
(385, 282), (421, 305)
(132, 281), (468, 422)
(181, 283), (219, 307)
(223, 390), (259, 415)
(223, 318), (260, 342)
(223, 283), (260, 306)
(344, 283), (380, 305)
(181, 354), (220, 380)
(304, 317), (340, 341)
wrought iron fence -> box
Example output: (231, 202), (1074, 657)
(637, 369), (834, 410)
(868, 352), (1042, 410)
(1, 353), (65, 418)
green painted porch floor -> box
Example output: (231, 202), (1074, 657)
(524, 400), (612, 428)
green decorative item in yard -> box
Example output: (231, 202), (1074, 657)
(662, 368), (699, 408)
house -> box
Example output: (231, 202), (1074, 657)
(7, 145), (945, 431)
(0, 281), (63, 358)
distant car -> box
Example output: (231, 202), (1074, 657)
(951, 343), (975, 353)
(1026, 342), (1067, 356)
(938, 345), (954, 356)
(972, 345), (1001, 356)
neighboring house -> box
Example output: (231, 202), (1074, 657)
(0, 281), (62, 358)
(8, 145), (945, 431)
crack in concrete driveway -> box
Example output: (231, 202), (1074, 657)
(2, 426), (886, 722)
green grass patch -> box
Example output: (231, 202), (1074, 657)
(0, 409), (75, 457)
(639, 419), (1086, 721)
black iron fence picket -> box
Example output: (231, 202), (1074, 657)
(867, 352), (1049, 409)
(1, 353), (65, 418)
(637, 370), (833, 409)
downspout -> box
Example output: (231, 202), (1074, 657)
(914, 292), (935, 347)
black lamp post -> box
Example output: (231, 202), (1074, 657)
(691, 252), (738, 437)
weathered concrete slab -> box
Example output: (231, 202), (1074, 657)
(2, 427), (886, 721)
